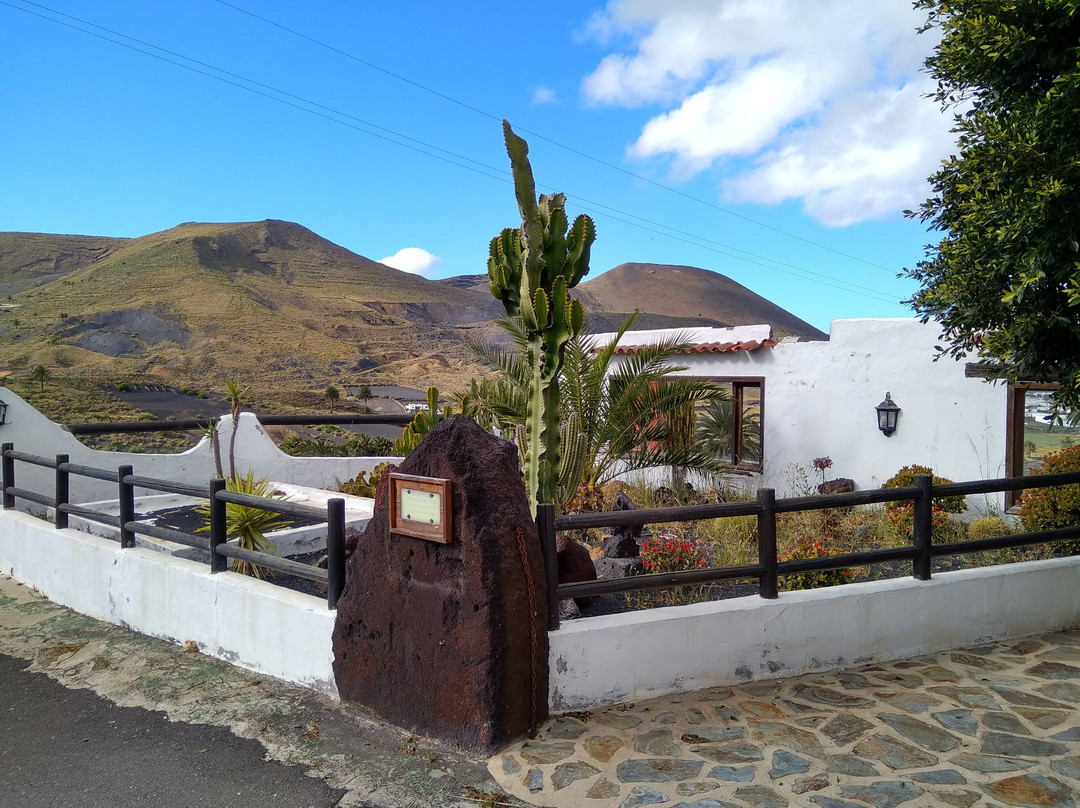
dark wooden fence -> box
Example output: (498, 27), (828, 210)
(1, 443), (347, 609)
(64, 413), (417, 435)
(535, 472), (1080, 630)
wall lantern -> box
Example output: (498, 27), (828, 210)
(0, 397), (7, 426)
(875, 392), (900, 437)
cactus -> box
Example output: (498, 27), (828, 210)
(394, 387), (450, 456)
(488, 120), (595, 514)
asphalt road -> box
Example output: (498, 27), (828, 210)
(0, 652), (346, 808)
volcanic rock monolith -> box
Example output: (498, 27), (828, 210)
(332, 416), (548, 751)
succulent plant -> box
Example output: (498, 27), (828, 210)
(487, 121), (595, 514)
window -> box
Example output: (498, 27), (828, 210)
(1006, 383), (1073, 507)
(696, 378), (763, 471)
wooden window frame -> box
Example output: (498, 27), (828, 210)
(699, 376), (765, 474)
(1005, 382), (1058, 509)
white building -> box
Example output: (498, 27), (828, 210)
(598, 318), (1025, 508)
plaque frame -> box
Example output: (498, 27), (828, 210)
(388, 473), (452, 543)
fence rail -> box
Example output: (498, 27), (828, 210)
(536, 470), (1080, 630)
(64, 413), (418, 435)
(1, 442), (345, 608)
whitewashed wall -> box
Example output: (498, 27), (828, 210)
(0, 509), (338, 696)
(549, 556), (1080, 710)
(0, 390), (399, 507)
(602, 318), (1008, 506)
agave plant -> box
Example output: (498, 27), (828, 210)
(197, 470), (290, 579)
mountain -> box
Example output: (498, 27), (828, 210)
(574, 263), (826, 341)
(0, 220), (500, 394)
(0, 221), (824, 399)
(439, 265), (827, 341)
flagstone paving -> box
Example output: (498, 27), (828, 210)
(490, 630), (1080, 808)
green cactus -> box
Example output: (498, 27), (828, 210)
(394, 387), (450, 456)
(488, 120), (595, 515)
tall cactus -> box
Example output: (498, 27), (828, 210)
(488, 120), (595, 515)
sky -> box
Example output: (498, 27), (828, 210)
(0, 0), (958, 332)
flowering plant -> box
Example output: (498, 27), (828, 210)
(811, 456), (833, 486)
(640, 532), (710, 573)
(778, 537), (853, 590)
(631, 530), (711, 608)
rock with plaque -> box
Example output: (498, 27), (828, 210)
(332, 415), (548, 751)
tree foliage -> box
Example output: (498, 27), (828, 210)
(457, 314), (731, 511)
(906, 0), (1080, 406)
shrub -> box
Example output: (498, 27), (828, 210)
(196, 470), (290, 579)
(778, 538), (853, 590)
(882, 464), (966, 513)
(967, 516), (1014, 541)
(639, 532), (710, 574)
(1020, 445), (1080, 554)
(886, 503), (967, 544)
(630, 531), (711, 608)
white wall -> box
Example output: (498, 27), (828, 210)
(0, 390), (399, 506)
(603, 318), (1008, 504)
(760, 319), (1007, 498)
(549, 556), (1080, 711)
(0, 509), (338, 696)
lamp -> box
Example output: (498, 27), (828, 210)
(875, 392), (900, 437)
(0, 397), (7, 426)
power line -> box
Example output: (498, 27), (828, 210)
(213, 0), (896, 274)
(3, 0), (905, 305)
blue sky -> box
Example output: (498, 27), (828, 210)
(1, 0), (955, 332)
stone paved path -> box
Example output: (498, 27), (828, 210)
(490, 631), (1080, 808)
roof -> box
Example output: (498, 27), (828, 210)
(610, 338), (776, 356)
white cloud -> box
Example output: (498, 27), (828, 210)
(378, 247), (443, 276)
(581, 0), (952, 225)
(532, 85), (558, 105)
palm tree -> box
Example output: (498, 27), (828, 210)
(30, 364), (50, 391)
(356, 383), (373, 412)
(459, 314), (731, 511)
(324, 384), (340, 413)
(224, 379), (251, 478)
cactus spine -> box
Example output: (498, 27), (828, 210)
(488, 120), (595, 515)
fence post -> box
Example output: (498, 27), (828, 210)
(54, 454), (69, 530)
(326, 497), (346, 609)
(208, 477), (227, 573)
(118, 464), (135, 549)
(912, 474), (933, 581)
(757, 487), (779, 599)
(2, 443), (13, 509)
(536, 503), (560, 631)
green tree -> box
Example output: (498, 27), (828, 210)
(906, 0), (1080, 407)
(324, 384), (341, 413)
(356, 383), (373, 412)
(487, 120), (595, 514)
(459, 315), (730, 511)
(29, 364), (49, 391)
(224, 379), (252, 478)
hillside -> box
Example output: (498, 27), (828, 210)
(439, 265), (826, 340)
(0, 222), (825, 404)
(0, 220), (499, 397)
(574, 263), (827, 341)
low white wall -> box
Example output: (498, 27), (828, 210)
(549, 556), (1080, 711)
(0, 390), (398, 506)
(0, 510), (338, 697)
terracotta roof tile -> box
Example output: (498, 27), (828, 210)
(610, 339), (776, 355)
